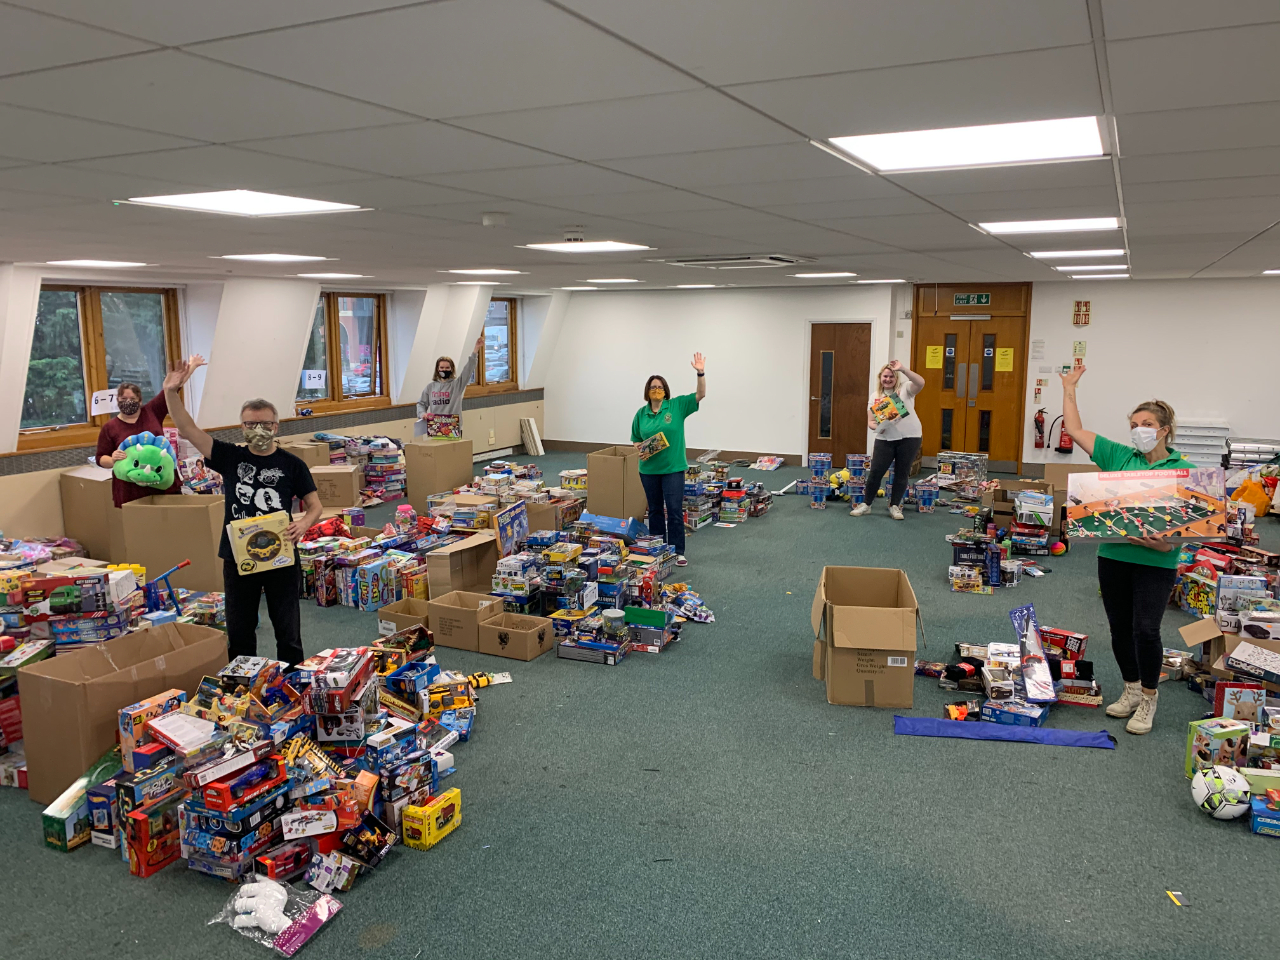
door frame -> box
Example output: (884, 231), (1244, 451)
(909, 284), (1032, 474)
(801, 318), (879, 465)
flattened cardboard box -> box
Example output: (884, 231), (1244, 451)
(405, 439), (474, 510)
(426, 531), (499, 599)
(812, 566), (920, 709)
(427, 591), (503, 652)
(18, 622), (228, 803)
(587, 445), (647, 521)
(478, 612), (555, 661)
(121, 494), (224, 592)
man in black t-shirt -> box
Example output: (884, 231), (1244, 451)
(163, 358), (322, 666)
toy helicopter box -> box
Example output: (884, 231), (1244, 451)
(227, 511), (295, 575)
(1064, 466), (1226, 541)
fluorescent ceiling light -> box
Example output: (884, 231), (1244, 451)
(979, 217), (1119, 235)
(675, 284), (717, 289)
(853, 279), (906, 284)
(828, 116), (1103, 172)
(453, 281), (508, 285)
(217, 253), (329, 262)
(521, 240), (652, 253)
(444, 268), (525, 275)
(1052, 264), (1127, 272)
(1264, 269), (1280, 275)
(587, 278), (641, 283)
(297, 273), (369, 279)
(1029, 249), (1126, 259)
(46, 259), (146, 268)
(557, 286), (598, 291)
(1069, 273), (1129, 279)
(791, 272), (857, 278)
(125, 189), (360, 217)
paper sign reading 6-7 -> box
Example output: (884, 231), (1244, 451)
(924, 345), (944, 368)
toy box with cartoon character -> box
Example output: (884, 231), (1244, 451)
(1184, 717), (1250, 778)
(401, 787), (461, 851)
(227, 511), (295, 575)
(125, 786), (187, 877)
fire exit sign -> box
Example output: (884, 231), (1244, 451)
(954, 293), (990, 305)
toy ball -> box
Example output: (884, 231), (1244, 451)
(113, 431), (176, 488)
(1190, 765), (1251, 820)
(1050, 541), (1067, 556)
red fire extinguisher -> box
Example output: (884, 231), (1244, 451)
(1048, 415), (1074, 454)
(1034, 408), (1046, 449)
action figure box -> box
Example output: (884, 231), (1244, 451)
(227, 511), (295, 575)
(1065, 467), (1227, 540)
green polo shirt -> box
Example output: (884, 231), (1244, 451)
(1091, 434), (1193, 569)
(631, 393), (699, 475)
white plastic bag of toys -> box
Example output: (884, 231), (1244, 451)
(209, 878), (342, 956)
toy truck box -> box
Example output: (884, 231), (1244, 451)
(401, 787), (461, 851)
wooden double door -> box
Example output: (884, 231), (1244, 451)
(806, 322), (871, 462)
(911, 284), (1030, 472)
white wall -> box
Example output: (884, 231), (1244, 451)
(542, 286), (895, 455)
(1022, 278), (1280, 465)
(0, 264), (42, 452)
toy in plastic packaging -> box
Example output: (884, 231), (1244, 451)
(1008, 604), (1057, 704)
(209, 878), (342, 957)
(664, 588), (714, 623)
(113, 431), (177, 488)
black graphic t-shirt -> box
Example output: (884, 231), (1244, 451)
(208, 439), (318, 562)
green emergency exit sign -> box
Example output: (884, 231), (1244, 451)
(954, 293), (990, 305)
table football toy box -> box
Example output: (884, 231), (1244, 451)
(226, 511), (296, 575)
(1185, 717), (1251, 778)
(1064, 466), (1227, 541)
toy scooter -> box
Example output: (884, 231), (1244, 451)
(144, 560), (191, 614)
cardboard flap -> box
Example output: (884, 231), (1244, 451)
(810, 572), (826, 638)
(813, 639), (825, 681)
(831, 607), (916, 651)
(433, 531), (496, 556)
(1180, 617), (1223, 646)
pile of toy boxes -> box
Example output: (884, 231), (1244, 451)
(1173, 538), (1279, 620)
(932, 452), (989, 500)
(916, 602), (1099, 725)
(44, 637), (476, 905)
(719, 478), (750, 522)
(945, 513), (1040, 595)
(804, 453), (832, 508)
(683, 471), (716, 531)
(362, 439), (406, 502)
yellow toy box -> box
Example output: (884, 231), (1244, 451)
(402, 788), (461, 851)
(227, 511), (295, 575)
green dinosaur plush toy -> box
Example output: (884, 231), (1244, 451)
(113, 431), (177, 488)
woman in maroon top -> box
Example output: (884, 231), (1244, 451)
(95, 368), (199, 507)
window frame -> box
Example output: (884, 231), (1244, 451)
(468, 297), (520, 398)
(293, 291), (390, 416)
(17, 284), (183, 452)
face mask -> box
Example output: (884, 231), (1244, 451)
(243, 423), (275, 452)
(1131, 426), (1160, 453)
(117, 398), (140, 416)
(648, 388), (664, 402)
(438, 368), (453, 380)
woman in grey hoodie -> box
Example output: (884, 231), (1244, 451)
(415, 337), (482, 437)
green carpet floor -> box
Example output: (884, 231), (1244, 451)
(4, 452), (1278, 959)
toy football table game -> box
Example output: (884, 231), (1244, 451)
(1064, 467), (1227, 541)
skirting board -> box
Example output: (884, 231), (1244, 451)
(541, 439), (803, 466)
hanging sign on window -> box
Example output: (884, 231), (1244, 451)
(302, 370), (327, 389)
(91, 389), (119, 416)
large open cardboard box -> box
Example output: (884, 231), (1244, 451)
(405, 439), (474, 509)
(378, 597), (431, 637)
(59, 465), (128, 562)
(811, 566), (920, 708)
(426, 531), (499, 599)
(18, 622), (228, 803)
(478, 612), (555, 660)
(427, 590), (503, 652)
(121, 495), (224, 592)
(587, 445), (647, 520)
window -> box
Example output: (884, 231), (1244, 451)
(296, 292), (388, 410)
(470, 298), (519, 394)
(20, 286), (181, 446)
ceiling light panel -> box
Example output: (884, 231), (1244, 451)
(46, 259), (146, 267)
(586, 278), (641, 283)
(521, 240), (652, 253)
(444, 268), (525, 275)
(1052, 264), (1128, 271)
(829, 117), (1103, 172)
(126, 189), (361, 217)
(979, 217), (1119, 234)
(298, 273), (369, 279)
(218, 253), (329, 262)
(853, 279), (906, 284)
(791, 271), (857, 278)
(1069, 273), (1129, 279)
(1030, 249), (1127, 258)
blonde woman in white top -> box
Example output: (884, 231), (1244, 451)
(851, 359), (924, 520)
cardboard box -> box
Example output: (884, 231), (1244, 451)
(280, 440), (331, 468)
(35, 557), (110, 576)
(1042, 462), (1099, 493)
(587, 445), (647, 520)
(59, 465), (129, 562)
(426, 591), (502, 652)
(311, 465), (362, 508)
(526, 498), (583, 532)
(478, 612), (555, 661)
(405, 439), (474, 509)
(18, 622), (228, 804)
(811, 566), (919, 709)
(121, 495), (224, 592)
(426, 531), (499, 599)
(378, 598), (431, 637)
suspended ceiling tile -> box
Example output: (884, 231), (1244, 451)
(0, 6), (155, 77)
(698, 173), (913, 207)
(760, 196), (940, 221)
(599, 141), (858, 188)
(1099, 0), (1280, 41)
(925, 184), (1119, 215)
(0, 104), (200, 162)
(1117, 102), (1280, 157)
(424, 163), (657, 200)
(1123, 175), (1280, 203)
(0, 163), (195, 201)
(77, 146), (358, 189)
(533, 189), (732, 217)
(815, 213), (993, 249)
(890, 158), (1116, 198)
(1120, 146), (1280, 183)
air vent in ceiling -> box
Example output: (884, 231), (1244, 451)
(650, 254), (817, 270)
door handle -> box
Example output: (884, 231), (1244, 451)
(810, 396), (819, 400)
(968, 364), (979, 406)
(955, 363), (966, 401)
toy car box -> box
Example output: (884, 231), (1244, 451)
(401, 788), (461, 851)
(1249, 796), (1280, 837)
(118, 688), (187, 773)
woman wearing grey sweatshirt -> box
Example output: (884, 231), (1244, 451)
(415, 337), (482, 437)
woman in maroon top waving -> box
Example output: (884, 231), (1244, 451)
(95, 360), (202, 507)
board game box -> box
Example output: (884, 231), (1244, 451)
(1064, 466), (1227, 541)
(870, 393), (909, 425)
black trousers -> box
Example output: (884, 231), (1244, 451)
(1097, 555), (1177, 689)
(223, 558), (305, 667)
(865, 436), (921, 507)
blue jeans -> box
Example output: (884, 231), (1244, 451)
(640, 470), (686, 554)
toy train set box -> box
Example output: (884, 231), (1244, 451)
(1064, 467), (1227, 541)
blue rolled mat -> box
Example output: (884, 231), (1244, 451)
(893, 715), (1116, 749)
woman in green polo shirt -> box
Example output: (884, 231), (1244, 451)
(631, 353), (707, 567)
(1060, 365), (1189, 735)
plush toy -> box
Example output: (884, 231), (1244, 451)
(231, 878), (291, 934)
(113, 431), (176, 488)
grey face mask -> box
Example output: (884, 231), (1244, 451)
(242, 423), (275, 452)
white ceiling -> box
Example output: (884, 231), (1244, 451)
(1, 0), (1279, 288)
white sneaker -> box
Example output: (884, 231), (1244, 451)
(1126, 690), (1159, 734)
(1105, 681), (1143, 718)
(675, 555), (688, 567)
(888, 505), (904, 520)
(850, 503), (870, 516)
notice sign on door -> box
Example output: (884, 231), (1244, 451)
(1073, 300), (1091, 326)
(1072, 341), (1087, 358)
(302, 370), (327, 389)
(954, 293), (990, 305)
(995, 348), (1014, 371)
(925, 345), (944, 368)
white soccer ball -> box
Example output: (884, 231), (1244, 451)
(1190, 765), (1251, 820)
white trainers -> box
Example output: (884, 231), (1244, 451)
(675, 555), (688, 567)
(1126, 690), (1159, 735)
(888, 505), (905, 520)
(1105, 681), (1143, 718)
(850, 503), (870, 516)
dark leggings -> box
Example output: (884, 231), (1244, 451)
(1097, 556), (1177, 689)
(640, 470), (686, 555)
(864, 436), (921, 506)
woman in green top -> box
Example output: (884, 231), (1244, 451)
(1060, 365), (1190, 735)
(631, 353), (707, 567)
